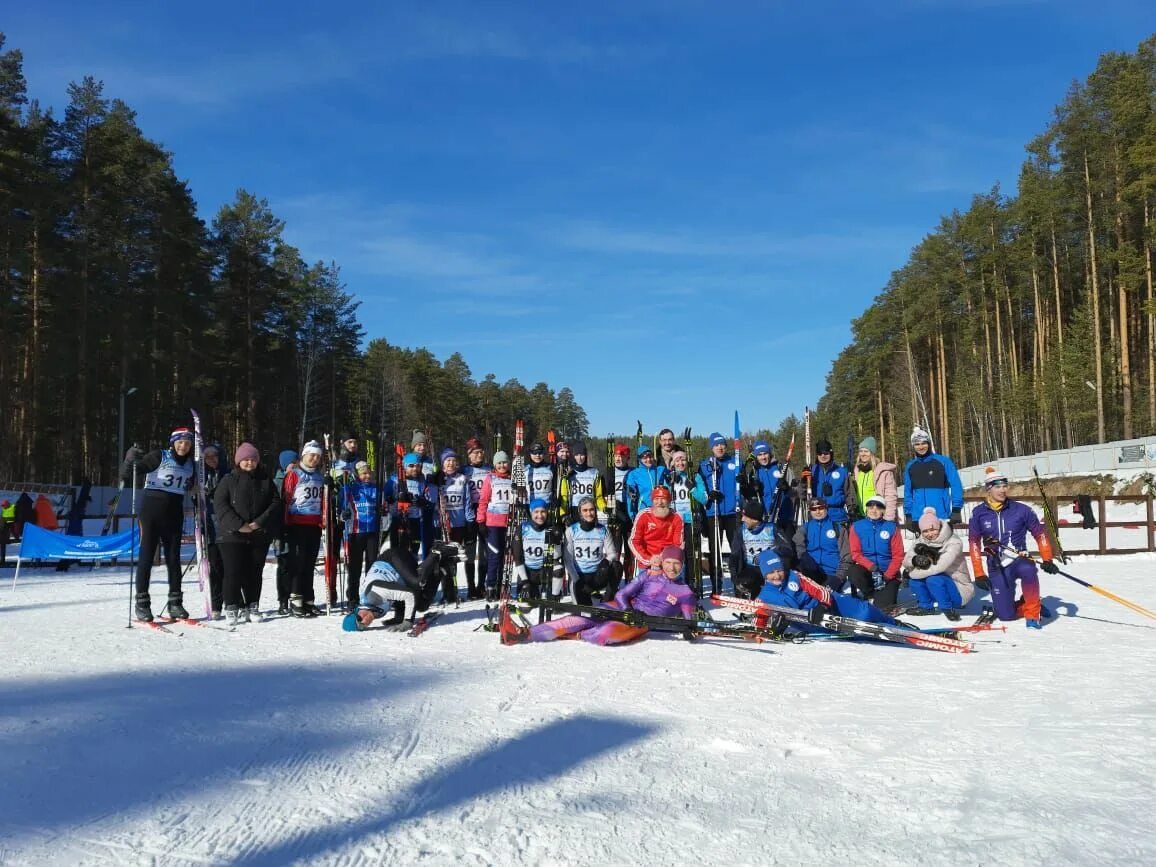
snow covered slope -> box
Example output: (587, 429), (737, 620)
(2, 556), (1155, 866)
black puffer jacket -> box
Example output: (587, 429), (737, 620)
(213, 467), (281, 543)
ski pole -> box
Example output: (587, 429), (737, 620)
(127, 463), (137, 628)
(984, 537), (1156, 621)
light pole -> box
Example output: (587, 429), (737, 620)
(118, 386), (138, 465)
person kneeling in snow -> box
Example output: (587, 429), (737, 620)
(755, 549), (903, 634)
(342, 542), (459, 632)
(902, 507), (974, 621)
(514, 546), (697, 646)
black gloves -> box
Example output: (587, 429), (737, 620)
(1040, 559), (1059, 574)
(776, 476), (790, 492)
(707, 490), (725, 503)
(949, 509), (962, 524)
(396, 489), (413, 504)
(807, 606), (827, 625)
(545, 526), (563, 546)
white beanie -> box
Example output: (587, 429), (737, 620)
(910, 426), (932, 446)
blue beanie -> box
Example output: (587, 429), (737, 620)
(279, 450), (298, 471)
(341, 613), (361, 632)
(637, 444), (653, 457)
(529, 498), (549, 513)
(709, 432), (725, 447)
(403, 452), (420, 467)
(440, 447), (458, 462)
(752, 439), (771, 456)
(757, 549), (784, 576)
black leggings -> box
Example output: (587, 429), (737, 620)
(219, 539), (271, 607)
(345, 532), (375, 604)
(285, 524), (322, 601)
(134, 497), (185, 596)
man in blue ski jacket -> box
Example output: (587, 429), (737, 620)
(903, 426), (963, 530)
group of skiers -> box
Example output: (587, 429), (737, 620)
(124, 422), (1059, 638)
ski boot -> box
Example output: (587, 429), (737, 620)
(225, 604), (243, 627)
(944, 609), (962, 622)
(289, 595), (315, 618)
(167, 592), (190, 620)
(905, 607), (935, 616)
(247, 603), (263, 623)
(277, 600), (290, 616)
(1025, 618), (1042, 629)
(135, 593), (154, 623)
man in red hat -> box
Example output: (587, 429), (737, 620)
(627, 485), (683, 575)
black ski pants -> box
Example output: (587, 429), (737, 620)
(285, 523), (322, 602)
(219, 538), (271, 608)
(208, 542), (224, 612)
(847, 563), (900, 608)
(463, 522), (484, 597)
(700, 513), (737, 594)
(345, 532), (375, 605)
(134, 495), (185, 597)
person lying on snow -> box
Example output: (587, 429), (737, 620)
(753, 549), (905, 635)
(342, 542), (459, 632)
(508, 545), (697, 646)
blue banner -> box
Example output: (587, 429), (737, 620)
(19, 523), (139, 561)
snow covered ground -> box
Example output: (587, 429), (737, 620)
(2, 555), (1155, 866)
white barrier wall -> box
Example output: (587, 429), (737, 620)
(958, 436), (1156, 487)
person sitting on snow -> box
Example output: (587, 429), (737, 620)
(342, 542), (459, 632)
(510, 546), (697, 646)
(754, 549), (905, 636)
(902, 507), (974, 621)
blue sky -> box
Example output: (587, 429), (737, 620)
(7, 1), (1149, 438)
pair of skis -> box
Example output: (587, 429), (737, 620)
(517, 598), (781, 643)
(711, 594), (974, 653)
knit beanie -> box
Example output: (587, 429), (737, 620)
(910, 426), (932, 446)
(918, 506), (941, 531)
(302, 440), (324, 458)
(742, 498), (764, 520)
(234, 442), (260, 464)
(279, 450), (299, 470)
(660, 545), (683, 564)
(411, 430), (426, 448)
(493, 450), (510, 465)
(170, 427), (194, 444)
(858, 436), (877, 455)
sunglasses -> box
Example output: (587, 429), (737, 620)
(809, 504), (827, 512)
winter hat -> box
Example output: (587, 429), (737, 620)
(752, 440), (771, 456)
(651, 485), (671, 502)
(234, 442), (260, 464)
(983, 466), (1008, 488)
(757, 549), (784, 576)
(411, 430), (426, 448)
(709, 432), (726, 447)
(355, 460), (371, 474)
(865, 495), (886, 509)
(815, 439), (833, 454)
(279, 449), (298, 470)
(858, 436), (877, 455)
(571, 441), (587, 457)
(402, 452), (420, 467)
(529, 498), (548, 513)
(202, 444), (219, 457)
(465, 437), (483, 452)
(440, 447), (457, 462)
(341, 612), (362, 633)
(302, 440), (324, 458)
(637, 444), (653, 457)
(910, 426), (932, 446)
(614, 444), (630, 457)
(742, 498), (764, 521)
(493, 450), (510, 465)
(170, 427), (194, 443)
(918, 506), (941, 531)
(660, 545), (683, 564)
(342, 431), (359, 443)
(529, 442), (545, 455)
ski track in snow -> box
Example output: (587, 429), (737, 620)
(1, 555), (1155, 865)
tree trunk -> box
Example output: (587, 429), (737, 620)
(1145, 197), (1155, 432)
(1083, 149), (1106, 442)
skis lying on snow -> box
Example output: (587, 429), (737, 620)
(408, 611), (442, 637)
(519, 598), (781, 643)
(711, 595), (974, 654)
(135, 618), (179, 635)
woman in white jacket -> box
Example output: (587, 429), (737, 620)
(902, 507), (974, 621)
